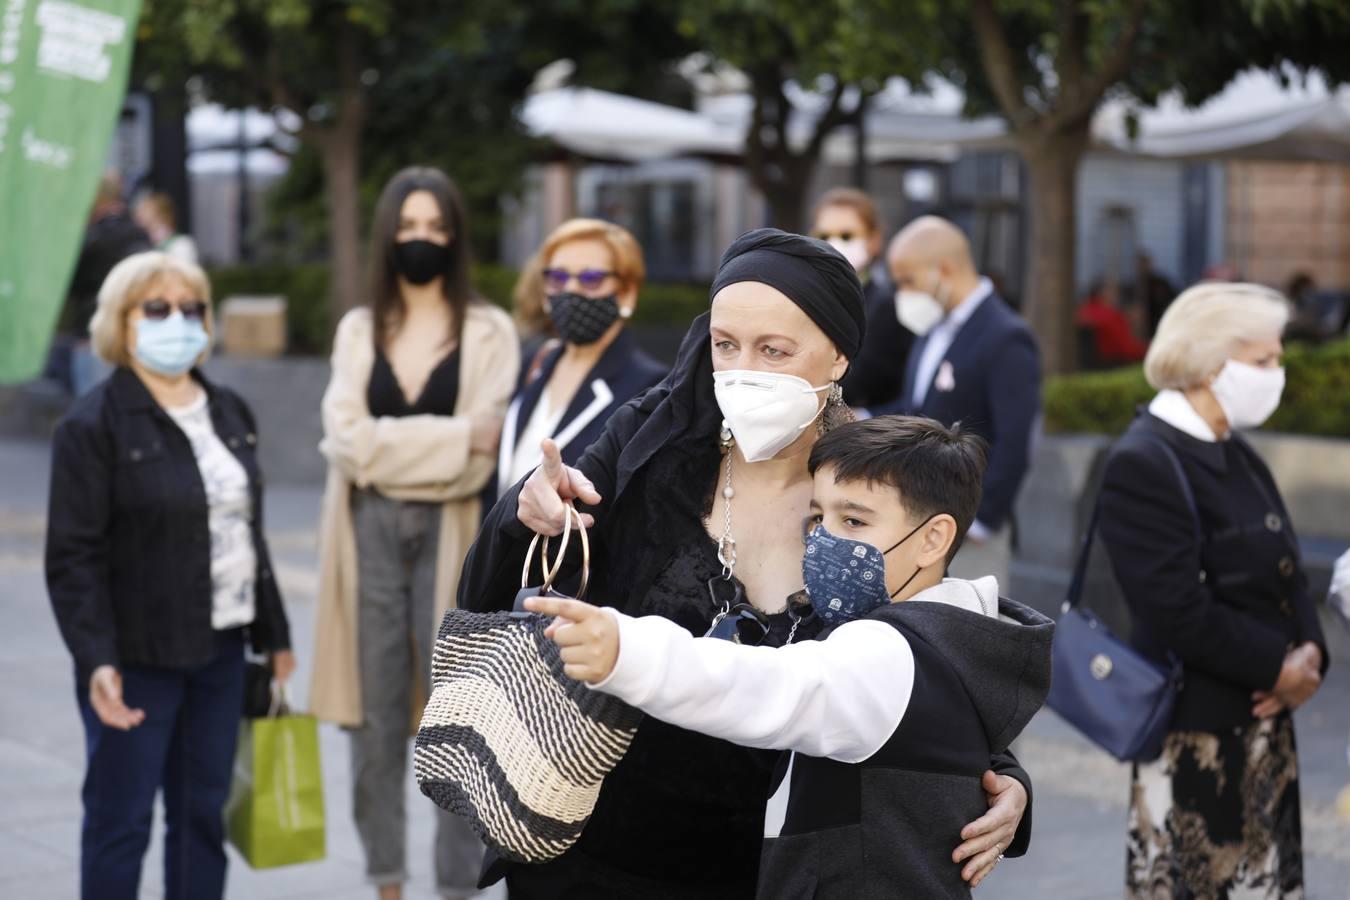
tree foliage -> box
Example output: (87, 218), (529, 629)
(674, 0), (931, 229)
(892, 0), (1350, 372)
(136, 0), (1350, 357)
(134, 1), (702, 316)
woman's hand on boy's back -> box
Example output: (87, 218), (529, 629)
(526, 595), (619, 683)
(955, 770), (1026, 886)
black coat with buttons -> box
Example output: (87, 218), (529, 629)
(45, 367), (291, 678)
(1098, 412), (1329, 733)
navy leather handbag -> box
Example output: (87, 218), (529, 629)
(1047, 434), (1193, 762)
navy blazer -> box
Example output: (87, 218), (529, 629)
(484, 330), (667, 508)
(1098, 412), (1328, 732)
(876, 292), (1041, 531)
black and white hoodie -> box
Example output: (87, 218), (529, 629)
(594, 576), (1055, 899)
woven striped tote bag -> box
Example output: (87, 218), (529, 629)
(414, 506), (642, 863)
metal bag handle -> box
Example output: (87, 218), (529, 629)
(519, 502), (591, 601)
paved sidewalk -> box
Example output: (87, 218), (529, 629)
(4, 435), (1348, 899)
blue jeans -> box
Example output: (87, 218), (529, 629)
(77, 629), (245, 900)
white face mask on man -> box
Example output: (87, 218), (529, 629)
(893, 268), (952, 336)
(713, 370), (832, 462)
(1210, 359), (1286, 430)
(894, 290), (945, 336)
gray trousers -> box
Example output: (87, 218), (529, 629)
(350, 489), (483, 895)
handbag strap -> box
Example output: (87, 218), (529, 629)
(1065, 430), (1201, 612)
(520, 502), (592, 600)
(268, 681), (291, 719)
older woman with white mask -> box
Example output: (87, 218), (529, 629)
(1096, 282), (1328, 898)
(459, 228), (1034, 898)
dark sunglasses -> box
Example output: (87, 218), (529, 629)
(141, 299), (208, 321)
(812, 231), (857, 242)
(542, 267), (614, 292)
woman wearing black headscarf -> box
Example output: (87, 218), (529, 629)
(459, 229), (1033, 897)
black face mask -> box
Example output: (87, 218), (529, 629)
(546, 292), (626, 346)
(393, 239), (450, 286)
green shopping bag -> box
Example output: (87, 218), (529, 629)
(226, 693), (326, 868)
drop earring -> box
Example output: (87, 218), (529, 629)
(818, 382), (851, 436)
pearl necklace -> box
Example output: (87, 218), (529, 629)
(715, 421), (737, 578)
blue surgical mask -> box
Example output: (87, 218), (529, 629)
(134, 313), (209, 376)
(802, 518), (934, 625)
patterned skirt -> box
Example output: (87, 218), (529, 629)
(1126, 713), (1304, 899)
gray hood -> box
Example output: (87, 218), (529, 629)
(866, 579), (1055, 753)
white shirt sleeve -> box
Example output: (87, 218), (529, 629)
(592, 610), (915, 764)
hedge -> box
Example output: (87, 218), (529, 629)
(1044, 340), (1350, 437)
(207, 261), (1348, 439)
(207, 261), (710, 354)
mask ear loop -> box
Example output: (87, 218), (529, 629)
(931, 267), (952, 313)
(881, 514), (938, 599)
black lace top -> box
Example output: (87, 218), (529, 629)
(366, 348), (459, 418)
(563, 513), (821, 896)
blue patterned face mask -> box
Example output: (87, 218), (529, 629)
(801, 518), (933, 625)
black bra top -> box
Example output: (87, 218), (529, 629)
(367, 348), (460, 418)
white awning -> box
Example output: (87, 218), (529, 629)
(185, 104), (299, 176)
(521, 87), (740, 161)
(698, 79), (1001, 164)
(524, 81), (999, 164)
(1094, 70), (1350, 161)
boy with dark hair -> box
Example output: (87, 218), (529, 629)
(526, 416), (1055, 898)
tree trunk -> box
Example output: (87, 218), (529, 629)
(1019, 124), (1089, 375)
(852, 96), (868, 190)
(316, 22), (367, 335)
(318, 128), (363, 325)
(763, 178), (808, 232)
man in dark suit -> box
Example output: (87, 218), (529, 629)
(874, 216), (1041, 587)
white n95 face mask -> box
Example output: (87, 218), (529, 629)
(1210, 359), (1285, 430)
(713, 370), (831, 462)
(895, 289), (945, 336)
(827, 237), (871, 273)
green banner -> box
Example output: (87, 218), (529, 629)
(0, 0), (142, 383)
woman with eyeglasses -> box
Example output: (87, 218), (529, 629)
(45, 251), (294, 899)
(308, 166), (519, 900)
(460, 228), (1033, 898)
(487, 218), (667, 508)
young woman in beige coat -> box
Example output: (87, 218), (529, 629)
(309, 167), (519, 900)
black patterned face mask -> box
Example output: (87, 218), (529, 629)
(545, 292), (626, 346)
